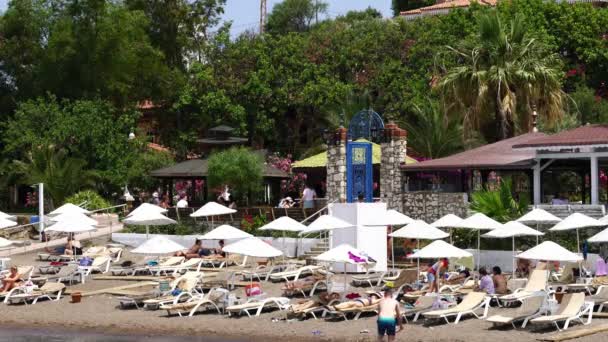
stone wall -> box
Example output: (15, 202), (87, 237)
(402, 192), (469, 222)
(325, 128), (347, 203)
(380, 122), (407, 212)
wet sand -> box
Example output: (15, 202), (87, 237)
(0, 241), (606, 342)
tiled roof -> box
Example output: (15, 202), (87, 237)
(401, 132), (545, 171)
(513, 125), (608, 149)
(150, 158), (289, 179)
(400, 0), (497, 18)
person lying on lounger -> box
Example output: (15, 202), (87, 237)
(331, 293), (381, 310)
(1, 267), (22, 292)
(282, 273), (326, 293)
(44, 237), (76, 256)
(175, 239), (202, 259)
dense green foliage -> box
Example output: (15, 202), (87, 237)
(470, 178), (529, 223)
(66, 190), (112, 211)
(3, 0), (608, 208)
(207, 147), (263, 203)
(12, 146), (99, 208)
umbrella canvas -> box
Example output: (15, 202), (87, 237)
(131, 236), (186, 255)
(199, 224), (252, 240)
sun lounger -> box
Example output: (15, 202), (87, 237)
(0, 266), (34, 281)
(31, 264), (81, 285)
(352, 269), (394, 287)
(142, 272), (204, 310)
(401, 295), (436, 323)
(152, 258), (204, 276)
(83, 246), (107, 257)
(422, 292), (491, 324)
(111, 256), (185, 276)
(589, 286), (608, 312)
(226, 297), (291, 317)
(160, 287), (229, 317)
(241, 264), (289, 282)
(76, 256), (111, 279)
(500, 270), (549, 304)
(269, 265), (322, 282)
(5, 282), (65, 305)
(530, 292), (593, 331)
(486, 294), (545, 328)
(323, 297), (380, 321)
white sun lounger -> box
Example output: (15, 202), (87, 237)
(76, 256), (111, 280)
(423, 292), (491, 324)
(142, 272), (205, 310)
(160, 287), (229, 317)
(5, 282), (66, 305)
(269, 266), (323, 282)
(226, 297), (291, 317)
(589, 286), (608, 312)
(486, 294), (546, 328)
(152, 258), (204, 276)
(499, 270), (549, 304)
(530, 292), (593, 331)
(402, 295), (436, 323)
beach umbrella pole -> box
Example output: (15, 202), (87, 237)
(417, 240), (420, 286)
(146, 225), (149, 240)
(391, 238), (395, 271)
(477, 230), (481, 271)
(512, 236), (515, 276)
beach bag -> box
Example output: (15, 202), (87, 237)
(79, 257), (93, 266)
(147, 260), (158, 266)
(245, 283), (262, 297)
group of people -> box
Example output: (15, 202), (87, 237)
(426, 259), (509, 295)
(174, 239), (225, 259)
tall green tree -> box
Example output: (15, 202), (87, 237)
(402, 98), (464, 159)
(266, 0), (328, 34)
(13, 146), (99, 209)
(437, 12), (565, 141)
(207, 147), (263, 203)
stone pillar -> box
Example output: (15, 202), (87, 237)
(380, 122), (407, 212)
(326, 127), (348, 203)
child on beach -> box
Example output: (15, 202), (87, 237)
(377, 289), (402, 342)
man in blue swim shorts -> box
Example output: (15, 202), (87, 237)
(377, 288), (402, 341)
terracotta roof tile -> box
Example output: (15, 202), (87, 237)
(401, 132), (545, 171)
(400, 0), (497, 17)
(513, 125), (608, 149)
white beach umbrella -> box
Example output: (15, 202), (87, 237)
(199, 224), (252, 240)
(314, 243), (374, 293)
(258, 216), (308, 257)
(390, 220), (449, 274)
(131, 236), (186, 255)
(549, 213), (605, 253)
(0, 217), (18, 229)
(48, 203), (91, 216)
(484, 221), (544, 273)
(431, 214), (463, 244)
(298, 215), (354, 235)
(363, 209), (414, 226)
(127, 203), (168, 217)
(122, 211), (177, 240)
(258, 216), (307, 232)
(50, 213), (99, 226)
(314, 243), (375, 265)
(45, 219), (96, 233)
(190, 202), (236, 228)
(408, 240), (472, 259)
(0, 211), (16, 221)
(600, 214), (608, 224)
(517, 241), (582, 263)
(223, 237), (283, 258)
(517, 208), (561, 244)
(454, 213), (502, 270)
(589, 227), (608, 243)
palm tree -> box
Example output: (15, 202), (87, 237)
(436, 12), (564, 140)
(402, 98), (465, 159)
(13, 146), (99, 209)
(470, 178), (529, 223)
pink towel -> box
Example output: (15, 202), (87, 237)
(596, 258), (607, 276)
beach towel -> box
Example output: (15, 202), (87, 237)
(79, 257), (93, 266)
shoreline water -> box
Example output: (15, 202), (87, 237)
(0, 324), (251, 342)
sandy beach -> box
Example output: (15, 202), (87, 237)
(0, 241), (606, 342)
